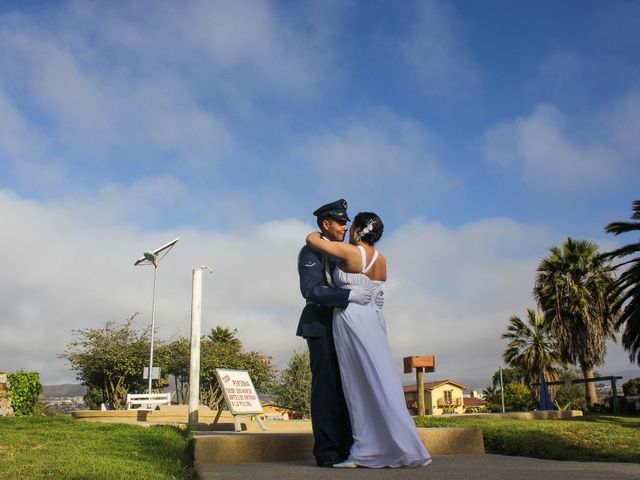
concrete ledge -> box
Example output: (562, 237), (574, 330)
(462, 410), (582, 420)
(194, 432), (315, 464)
(418, 427), (484, 455)
(193, 427), (484, 464)
(72, 405), (220, 424)
(72, 407), (313, 431)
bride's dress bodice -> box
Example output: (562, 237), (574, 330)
(332, 246), (384, 302)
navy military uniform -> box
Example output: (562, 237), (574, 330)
(296, 200), (353, 467)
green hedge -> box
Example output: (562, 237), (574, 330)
(3, 371), (43, 416)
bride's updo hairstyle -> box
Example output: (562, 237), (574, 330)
(353, 212), (384, 245)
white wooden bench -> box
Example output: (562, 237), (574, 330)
(126, 393), (172, 410)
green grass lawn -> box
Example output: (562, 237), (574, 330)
(0, 416), (191, 480)
(2, 414), (639, 479)
(415, 414), (640, 463)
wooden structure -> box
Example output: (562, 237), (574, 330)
(403, 356), (435, 416)
(531, 375), (624, 414)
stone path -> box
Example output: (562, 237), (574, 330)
(194, 454), (640, 480)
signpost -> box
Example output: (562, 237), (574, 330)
(403, 355), (435, 416)
(215, 368), (266, 431)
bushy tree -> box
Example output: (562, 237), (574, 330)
(4, 371), (43, 416)
(492, 367), (524, 388)
(622, 377), (640, 396)
(503, 382), (536, 411)
(62, 317), (275, 410)
(553, 368), (587, 411)
(155, 337), (191, 404)
(199, 339), (275, 409)
(272, 350), (312, 418)
(61, 314), (155, 409)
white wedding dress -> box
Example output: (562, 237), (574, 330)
(332, 246), (431, 468)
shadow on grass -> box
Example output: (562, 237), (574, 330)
(569, 414), (640, 429)
(481, 426), (631, 463)
(415, 416), (640, 463)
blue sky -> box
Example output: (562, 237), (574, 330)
(1, 0), (639, 387)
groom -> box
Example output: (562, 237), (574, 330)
(296, 199), (373, 467)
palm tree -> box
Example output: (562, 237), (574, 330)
(501, 309), (562, 387)
(534, 238), (619, 407)
(604, 199), (640, 365)
(208, 326), (242, 350)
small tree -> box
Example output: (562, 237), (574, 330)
(156, 337), (190, 404)
(622, 377), (640, 396)
(208, 326), (242, 350)
(501, 309), (562, 386)
(61, 314), (156, 409)
(199, 339), (275, 409)
(503, 382), (536, 411)
(482, 385), (501, 404)
(4, 371), (43, 417)
(272, 350), (312, 418)
(492, 368), (524, 388)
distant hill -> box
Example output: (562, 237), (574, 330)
(42, 384), (86, 398)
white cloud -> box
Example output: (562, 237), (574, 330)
(383, 217), (554, 387)
(1, 188), (633, 388)
(299, 110), (457, 207)
(0, 187), (310, 383)
(0, 85), (67, 188)
(482, 103), (622, 191)
(0, 0), (346, 190)
(603, 89), (640, 158)
(399, 0), (477, 95)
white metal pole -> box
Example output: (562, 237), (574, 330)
(148, 266), (158, 399)
(188, 268), (204, 426)
(500, 367), (505, 413)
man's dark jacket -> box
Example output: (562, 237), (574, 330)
(296, 245), (350, 337)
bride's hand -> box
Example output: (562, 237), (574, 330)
(374, 290), (384, 309)
(306, 231), (322, 246)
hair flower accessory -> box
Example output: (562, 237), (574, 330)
(360, 219), (375, 236)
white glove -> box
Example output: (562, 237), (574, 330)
(348, 287), (372, 305)
(374, 290), (384, 309)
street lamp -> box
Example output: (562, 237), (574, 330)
(134, 237), (180, 399)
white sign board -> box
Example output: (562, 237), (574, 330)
(143, 366), (161, 380)
(215, 368), (263, 415)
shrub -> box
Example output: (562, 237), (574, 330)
(555, 383), (587, 411)
(271, 350), (311, 418)
(503, 382), (536, 411)
(622, 377), (640, 396)
(4, 371), (43, 417)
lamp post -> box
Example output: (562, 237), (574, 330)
(499, 367), (505, 413)
(135, 237), (180, 399)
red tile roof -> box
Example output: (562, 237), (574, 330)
(402, 380), (467, 392)
(463, 396), (489, 407)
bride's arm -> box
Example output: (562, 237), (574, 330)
(306, 232), (360, 262)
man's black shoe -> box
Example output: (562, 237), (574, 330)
(319, 460), (340, 468)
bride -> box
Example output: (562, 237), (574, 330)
(306, 212), (431, 468)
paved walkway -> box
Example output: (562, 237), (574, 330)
(194, 454), (640, 480)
